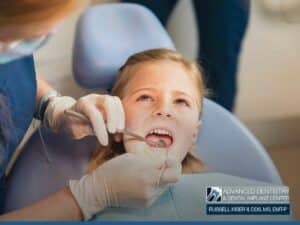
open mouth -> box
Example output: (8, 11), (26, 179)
(145, 128), (173, 148)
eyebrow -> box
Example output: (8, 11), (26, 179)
(129, 87), (199, 105)
(174, 91), (201, 109)
(173, 90), (194, 100)
(129, 87), (156, 96)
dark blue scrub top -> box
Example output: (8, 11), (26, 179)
(0, 56), (37, 178)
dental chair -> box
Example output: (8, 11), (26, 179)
(72, 3), (282, 184)
(3, 3), (284, 217)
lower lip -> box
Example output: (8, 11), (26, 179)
(146, 135), (173, 148)
(148, 141), (166, 148)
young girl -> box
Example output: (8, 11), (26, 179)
(88, 48), (207, 174)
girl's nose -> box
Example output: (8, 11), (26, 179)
(153, 101), (173, 118)
(154, 111), (172, 118)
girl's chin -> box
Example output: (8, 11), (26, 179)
(127, 147), (168, 161)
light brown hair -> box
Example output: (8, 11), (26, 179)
(88, 49), (207, 174)
(0, 0), (81, 41)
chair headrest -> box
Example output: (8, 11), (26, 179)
(73, 3), (175, 90)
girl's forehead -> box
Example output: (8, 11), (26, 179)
(123, 61), (200, 98)
(127, 61), (191, 84)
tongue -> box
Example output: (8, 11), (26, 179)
(146, 134), (172, 147)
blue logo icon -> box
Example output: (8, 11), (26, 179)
(206, 187), (222, 202)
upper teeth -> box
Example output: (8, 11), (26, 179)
(150, 129), (172, 137)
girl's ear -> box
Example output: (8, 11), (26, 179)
(193, 120), (202, 135)
(189, 120), (202, 152)
(113, 133), (123, 142)
(197, 120), (202, 129)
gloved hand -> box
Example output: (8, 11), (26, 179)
(44, 94), (124, 145)
(69, 153), (182, 220)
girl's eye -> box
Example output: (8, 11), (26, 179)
(137, 94), (153, 102)
(175, 98), (190, 107)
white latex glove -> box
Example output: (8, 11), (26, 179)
(69, 153), (182, 220)
(44, 94), (125, 145)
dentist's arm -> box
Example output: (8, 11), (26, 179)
(35, 76), (55, 113)
(0, 154), (181, 221)
(0, 187), (82, 221)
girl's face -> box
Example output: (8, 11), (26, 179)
(120, 60), (201, 162)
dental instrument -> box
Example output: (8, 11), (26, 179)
(64, 109), (166, 148)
